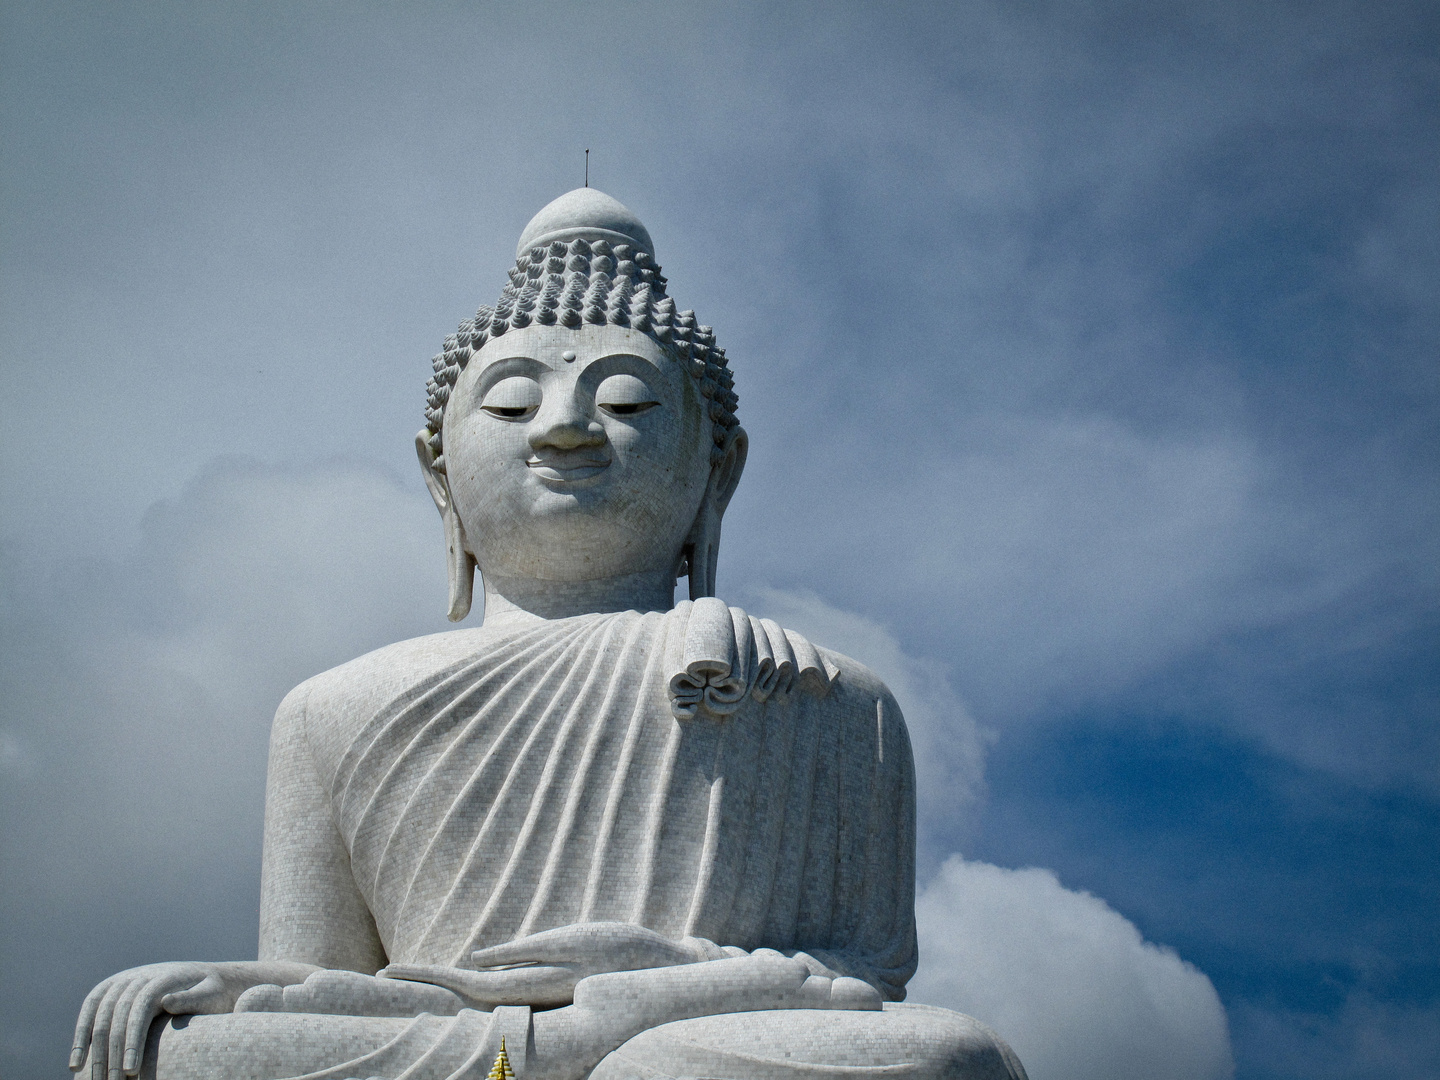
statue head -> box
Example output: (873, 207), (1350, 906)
(416, 189), (747, 621)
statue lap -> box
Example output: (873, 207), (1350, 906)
(592, 1005), (1026, 1080)
(132, 1008), (517, 1080)
(138, 1013), (411, 1079)
(127, 1004), (1024, 1080)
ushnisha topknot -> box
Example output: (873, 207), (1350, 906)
(422, 235), (739, 473)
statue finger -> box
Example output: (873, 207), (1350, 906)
(385, 963), (575, 1006)
(378, 963), (462, 983)
(157, 971), (217, 1015)
(469, 933), (579, 968)
(382, 963), (510, 994)
(466, 964), (578, 1007)
(679, 936), (727, 962)
(466, 921), (648, 973)
(108, 979), (143, 1079)
(71, 976), (115, 1070)
(87, 978), (126, 1080)
(828, 976), (883, 1011)
(468, 921), (647, 966)
(233, 984), (285, 1012)
(277, 970), (464, 1017)
(470, 929), (694, 975)
(121, 980), (173, 1075)
(278, 970), (370, 1014)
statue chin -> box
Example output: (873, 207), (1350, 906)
(69, 188), (1029, 1080)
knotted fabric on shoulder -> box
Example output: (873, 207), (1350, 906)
(667, 598), (839, 720)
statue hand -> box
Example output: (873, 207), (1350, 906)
(234, 969), (468, 1017)
(70, 961), (254, 1078)
(573, 950), (883, 1020)
(382, 922), (714, 1008)
(471, 921), (716, 972)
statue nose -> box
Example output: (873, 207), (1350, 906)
(530, 396), (606, 453)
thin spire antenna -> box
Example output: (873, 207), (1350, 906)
(584, 149), (589, 187)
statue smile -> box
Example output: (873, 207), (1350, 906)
(527, 455), (611, 484)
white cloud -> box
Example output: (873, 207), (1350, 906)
(44, 458), (451, 857)
(0, 458), (452, 1070)
(911, 856), (1233, 1080)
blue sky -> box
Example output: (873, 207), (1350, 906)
(2, 3), (1436, 1078)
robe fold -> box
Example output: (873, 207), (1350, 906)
(295, 601), (918, 999)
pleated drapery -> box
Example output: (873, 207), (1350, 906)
(318, 602), (917, 999)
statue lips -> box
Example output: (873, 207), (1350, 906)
(527, 454), (611, 486)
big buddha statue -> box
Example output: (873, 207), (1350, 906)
(71, 189), (1028, 1080)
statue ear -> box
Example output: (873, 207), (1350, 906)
(683, 426), (748, 601)
(415, 430), (476, 622)
(711, 425), (747, 515)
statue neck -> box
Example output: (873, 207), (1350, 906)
(480, 570), (677, 624)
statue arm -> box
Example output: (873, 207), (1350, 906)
(71, 685), (386, 1077)
(257, 682), (387, 972)
(800, 676), (920, 1001)
(851, 683), (920, 999)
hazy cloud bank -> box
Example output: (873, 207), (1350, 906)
(0, 460), (448, 1067)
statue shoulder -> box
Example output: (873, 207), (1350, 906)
(787, 640), (916, 783)
(814, 644), (910, 730)
(669, 599), (907, 735)
(271, 628), (492, 769)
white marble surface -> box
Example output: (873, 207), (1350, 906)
(435, 323), (722, 618)
(69, 189), (1028, 1080)
(514, 187), (656, 259)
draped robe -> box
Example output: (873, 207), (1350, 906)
(267, 598), (919, 1000)
(128, 601), (1042, 1080)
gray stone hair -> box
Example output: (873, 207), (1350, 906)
(423, 237), (739, 473)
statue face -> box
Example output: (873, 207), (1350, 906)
(441, 324), (714, 583)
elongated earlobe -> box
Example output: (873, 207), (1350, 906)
(415, 430), (477, 622)
(443, 502), (475, 622)
(684, 426), (748, 600)
(684, 517), (720, 601)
